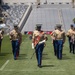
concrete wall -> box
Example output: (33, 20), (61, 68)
(2, 0), (37, 4)
(2, 0), (72, 4)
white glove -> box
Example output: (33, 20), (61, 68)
(32, 43), (34, 49)
(39, 40), (46, 44)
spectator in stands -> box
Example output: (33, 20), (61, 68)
(37, 0), (40, 8)
(66, 24), (74, 53)
(51, 24), (66, 60)
(9, 25), (22, 60)
(32, 24), (47, 68)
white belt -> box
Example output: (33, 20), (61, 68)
(56, 39), (63, 40)
(39, 40), (46, 44)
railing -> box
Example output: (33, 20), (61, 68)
(18, 4), (32, 32)
(58, 9), (66, 31)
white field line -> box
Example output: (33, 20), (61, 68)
(0, 60), (9, 71)
(3, 69), (65, 72)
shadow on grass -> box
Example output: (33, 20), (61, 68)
(62, 53), (71, 60)
(62, 54), (66, 55)
(42, 53), (50, 60)
(43, 53), (48, 55)
(42, 65), (54, 67)
(0, 53), (11, 56)
(62, 57), (71, 60)
(42, 57), (51, 60)
(62, 55), (71, 60)
(18, 54), (28, 60)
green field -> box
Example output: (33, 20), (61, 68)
(0, 35), (75, 75)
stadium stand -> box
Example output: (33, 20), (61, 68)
(1, 4), (28, 31)
(22, 4), (75, 33)
(61, 8), (75, 31)
(22, 8), (60, 32)
(0, 0), (75, 34)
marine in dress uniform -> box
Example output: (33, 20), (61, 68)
(66, 24), (74, 53)
(51, 26), (57, 56)
(0, 28), (4, 53)
(32, 24), (47, 68)
(51, 24), (66, 59)
(69, 24), (75, 54)
(9, 25), (22, 60)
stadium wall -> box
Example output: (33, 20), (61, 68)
(2, 0), (37, 4)
(2, 0), (72, 4)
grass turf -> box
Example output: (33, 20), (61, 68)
(0, 35), (75, 75)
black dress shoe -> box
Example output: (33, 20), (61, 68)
(14, 58), (17, 60)
(38, 65), (42, 68)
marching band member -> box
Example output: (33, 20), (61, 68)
(32, 24), (47, 68)
(0, 28), (4, 53)
(51, 24), (66, 59)
(70, 25), (75, 54)
(66, 24), (74, 53)
(9, 25), (22, 60)
(50, 26), (57, 56)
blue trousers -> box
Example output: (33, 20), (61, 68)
(68, 37), (73, 53)
(35, 43), (44, 66)
(72, 40), (75, 54)
(55, 40), (63, 59)
(11, 40), (19, 59)
(0, 39), (2, 51)
(53, 40), (57, 56)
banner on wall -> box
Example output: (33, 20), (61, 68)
(24, 31), (52, 35)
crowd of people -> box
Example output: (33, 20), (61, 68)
(31, 22), (75, 68)
(0, 20), (75, 68)
(0, 0), (75, 69)
(50, 23), (75, 60)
